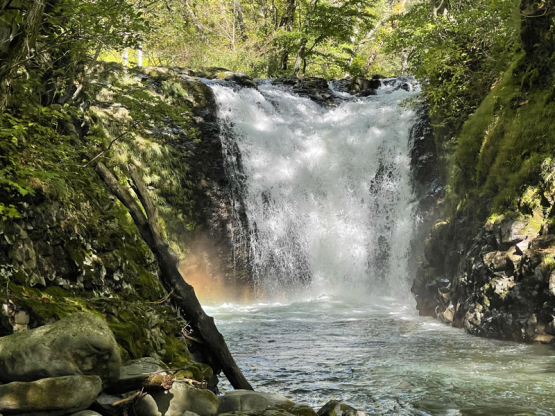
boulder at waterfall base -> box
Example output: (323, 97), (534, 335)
(0, 312), (121, 384)
(0, 375), (102, 416)
(132, 381), (220, 416)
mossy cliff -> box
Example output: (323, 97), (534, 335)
(412, 0), (555, 343)
(0, 63), (239, 377)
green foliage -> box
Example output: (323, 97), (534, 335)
(386, 0), (520, 124)
(446, 52), (555, 221)
(123, 0), (411, 78)
(0, 204), (20, 220)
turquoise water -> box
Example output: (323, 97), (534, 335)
(208, 296), (555, 416)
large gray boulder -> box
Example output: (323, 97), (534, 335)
(0, 375), (102, 416)
(217, 390), (295, 414)
(133, 382), (219, 416)
(0, 312), (121, 384)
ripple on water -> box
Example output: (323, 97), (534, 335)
(210, 296), (555, 416)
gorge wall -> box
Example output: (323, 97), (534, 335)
(0, 64), (244, 373)
(412, 0), (555, 344)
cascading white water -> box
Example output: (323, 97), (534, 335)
(208, 82), (555, 415)
(213, 80), (419, 298)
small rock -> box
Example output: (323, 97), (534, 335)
(290, 404), (318, 416)
(496, 220), (530, 249)
(94, 393), (123, 416)
(515, 239), (529, 254)
(70, 411), (104, 416)
(483, 251), (514, 272)
(317, 400), (365, 416)
(133, 382), (219, 416)
(0, 375), (102, 416)
(218, 390), (295, 414)
(530, 235), (555, 250)
(549, 271), (555, 296)
(441, 303), (455, 323)
(533, 334), (554, 344)
(119, 357), (169, 380)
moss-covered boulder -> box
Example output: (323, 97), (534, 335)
(0, 375), (102, 416)
(0, 312), (120, 385)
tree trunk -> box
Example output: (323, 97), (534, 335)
(0, 0), (46, 111)
(431, 0), (448, 17)
(234, 0), (248, 42)
(293, 38), (307, 77)
(278, 0), (296, 71)
(364, 41), (384, 72)
(95, 162), (253, 391)
(184, 0), (210, 43)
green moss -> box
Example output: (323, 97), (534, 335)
(445, 50), (555, 232)
(6, 282), (100, 323)
(0, 63), (216, 380)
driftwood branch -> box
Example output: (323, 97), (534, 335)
(107, 373), (207, 395)
(111, 390), (147, 407)
(95, 162), (253, 391)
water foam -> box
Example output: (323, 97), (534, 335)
(213, 82), (420, 299)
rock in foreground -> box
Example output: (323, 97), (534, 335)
(0, 375), (102, 416)
(133, 381), (220, 416)
(218, 390), (295, 413)
(0, 312), (121, 384)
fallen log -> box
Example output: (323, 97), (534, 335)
(95, 162), (253, 391)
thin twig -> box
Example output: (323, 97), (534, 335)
(112, 391), (147, 407)
(82, 120), (141, 167)
(148, 287), (175, 304)
(181, 329), (203, 344)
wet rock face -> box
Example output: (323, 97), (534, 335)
(413, 212), (555, 344)
(408, 105), (445, 283)
(182, 72), (254, 291)
(271, 77), (335, 105)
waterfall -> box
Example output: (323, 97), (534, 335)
(212, 80), (420, 299)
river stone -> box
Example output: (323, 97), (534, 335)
(483, 251), (514, 272)
(496, 220), (529, 249)
(530, 234), (555, 250)
(0, 375), (102, 416)
(290, 404), (318, 416)
(70, 411), (104, 416)
(549, 271), (555, 296)
(133, 381), (219, 416)
(218, 390), (295, 414)
(0, 312), (121, 384)
(119, 357), (169, 380)
(94, 393), (125, 416)
(317, 401), (365, 416)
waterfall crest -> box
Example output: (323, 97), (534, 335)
(212, 80), (420, 299)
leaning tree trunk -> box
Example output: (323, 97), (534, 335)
(95, 162), (253, 391)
